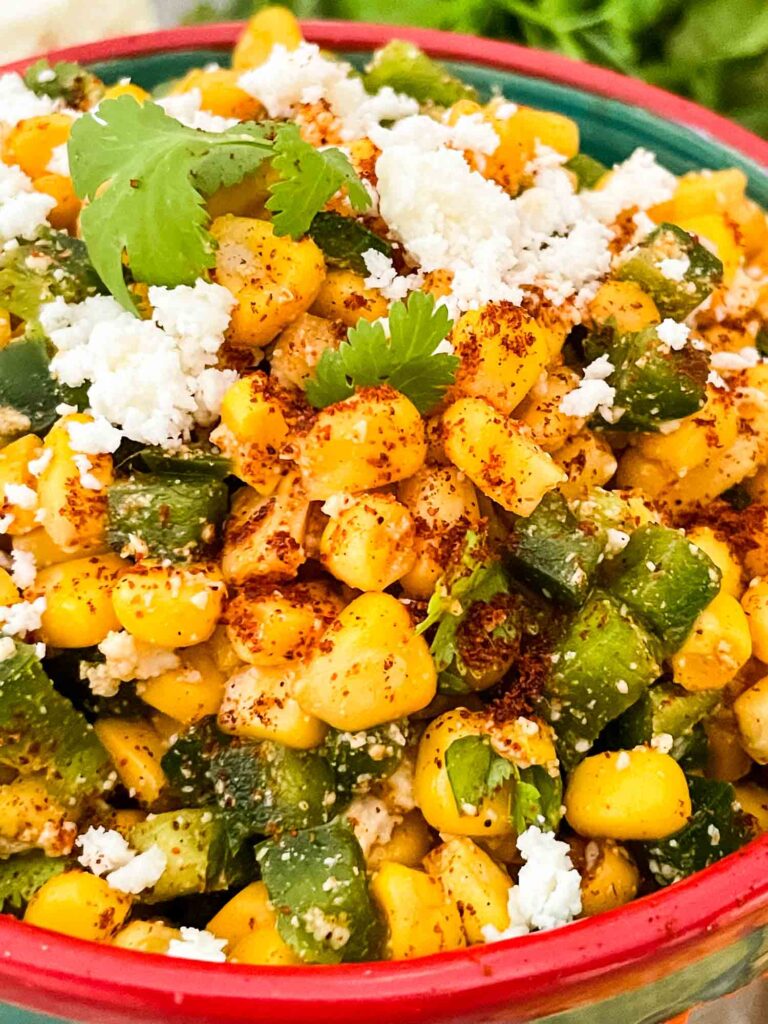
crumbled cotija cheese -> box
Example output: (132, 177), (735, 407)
(362, 249), (423, 301)
(656, 319), (690, 350)
(10, 548), (36, 590)
(47, 142), (70, 177)
(167, 927), (228, 962)
(0, 595), (46, 636)
(482, 826), (582, 942)
(82, 629), (180, 698)
(0, 635), (16, 661)
(4, 483), (37, 509)
(659, 256), (690, 281)
(66, 416), (123, 455)
(559, 354), (616, 418)
(0, 160), (56, 245)
(106, 844), (168, 895)
(710, 347), (762, 371)
(158, 89), (239, 133)
(41, 281), (236, 449)
(0, 72), (58, 127)
(27, 447), (53, 476)
(72, 453), (103, 490)
(76, 825), (134, 875)
(345, 795), (402, 858)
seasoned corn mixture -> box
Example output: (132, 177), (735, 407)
(0, 8), (767, 967)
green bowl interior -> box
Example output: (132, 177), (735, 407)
(90, 48), (768, 205)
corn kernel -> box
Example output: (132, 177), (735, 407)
(207, 881), (275, 947)
(24, 870), (132, 941)
(423, 837), (512, 944)
(370, 863), (465, 959)
(734, 675), (768, 764)
(218, 663), (327, 749)
(31, 553), (127, 648)
(671, 592), (752, 692)
(112, 563), (225, 648)
(94, 718), (168, 804)
(320, 493), (417, 591)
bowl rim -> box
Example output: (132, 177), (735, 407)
(1, 20), (768, 1023)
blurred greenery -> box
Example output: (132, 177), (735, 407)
(186, 0), (768, 137)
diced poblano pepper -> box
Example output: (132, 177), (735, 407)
(209, 740), (337, 844)
(321, 721), (408, 800)
(644, 777), (757, 886)
(545, 591), (661, 769)
(107, 473), (229, 562)
(139, 445), (231, 480)
(586, 324), (708, 431)
(161, 717), (227, 805)
(505, 491), (604, 607)
(0, 336), (72, 442)
(615, 222), (723, 319)
(363, 40), (477, 106)
(129, 808), (251, 903)
(604, 525), (721, 652)
(308, 211), (392, 275)
(611, 680), (721, 759)
(0, 231), (103, 325)
(257, 820), (384, 964)
(23, 59), (104, 110)
(0, 850), (68, 913)
(565, 153), (608, 190)
(0, 642), (111, 802)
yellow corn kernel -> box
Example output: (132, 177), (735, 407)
(212, 216), (325, 348)
(232, 5), (303, 70)
(13, 528), (107, 570)
(215, 372), (291, 494)
(37, 414), (113, 549)
(413, 710), (513, 837)
(229, 927), (300, 965)
(443, 396), (565, 515)
(733, 782), (768, 830)
(226, 580), (342, 666)
(107, 808), (147, 834)
(309, 268), (388, 327)
(171, 67), (263, 120)
(587, 280), (661, 333)
(686, 526), (743, 598)
(397, 465), (480, 599)
(2, 113), (73, 181)
(33, 172), (80, 233)
(367, 810), (434, 871)
(371, 863), (465, 959)
(299, 386), (427, 500)
(207, 881), (275, 947)
(675, 213), (743, 286)
(0, 434), (43, 535)
(222, 474), (309, 583)
(0, 568), (19, 607)
(704, 710), (752, 782)
(490, 715), (558, 768)
(24, 870), (132, 941)
(112, 563), (225, 648)
(555, 429), (617, 501)
(733, 675), (768, 764)
(741, 577), (768, 662)
(137, 647), (225, 726)
(102, 82), (150, 103)
(515, 366), (585, 453)
(572, 838), (640, 917)
(479, 102), (578, 194)
(31, 553), (127, 648)
(207, 625), (246, 676)
(734, 198), (768, 258)
(649, 169), (747, 224)
(294, 592), (436, 731)
(320, 493), (417, 591)
(0, 777), (73, 857)
(671, 592), (752, 692)
(113, 920), (180, 953)
(423, 836), (512, 944)
(565, 748), (691, 841)
(218, 663), (327, 749)
(270, 313), (344, 391)
(0, 309), (11, 348)
(452, 303), (551, 414)
(94, 718), (168, 804)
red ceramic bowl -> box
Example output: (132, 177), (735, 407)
(1, 21), (768, 1024)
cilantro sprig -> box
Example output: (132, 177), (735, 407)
(444, 734), (563, 833)
(304, 290), (458, 413)
(68, 97), (370, 311)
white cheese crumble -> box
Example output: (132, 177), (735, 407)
(4, 483), (38, 509)
(582, 148), (677, 222)
(658, 256), (690, 281)
(482, 827), (582, 942)
(238, 42), (418, 142)
(27, 447), (53, 477)
(320, 493), (356, 519)
(0, 73), (58, 127)
(0, 596), (46, 636)
(167, 927), (228, 963)
(656, 319), (690, 350)
(76, 826), (134, 875)
(710, 347), (762, 371)
(605, 528), (631, 555)
(82, 629), (180, 698)
(560, 354), (616, 418)
(0, 636), (16, 661)
(10, 548), (36, 590)
(361, 249), (422, 302)
(0, 161), (56, 245)
(345, 795), (402, 858)
(72, 453), (102, 490)
(47, 142), (70, 177)
(66, 416), (123, 455)
(41, 281), (236, 449)
(650, 732), (675, 755)
(106, 845), (168, 895)
(157, 89), (239, 134)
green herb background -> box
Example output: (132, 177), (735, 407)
(185, 0), (768, 138)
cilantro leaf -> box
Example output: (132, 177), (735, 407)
(416, 530), (509, 671)
(304, 290), (457, 412)
(445, 735), (563, 832)
(70, 98), (275, 310)
(266, 123), (371, 239)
